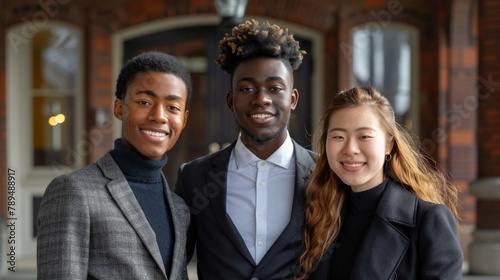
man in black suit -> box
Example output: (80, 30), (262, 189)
(175, 19), (316, 280)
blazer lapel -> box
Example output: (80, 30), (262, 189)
(97, 154), (167, 278)
(256, 142), (316, 268)
(349, 180), (417, 280)
(209, 143), (256, 265)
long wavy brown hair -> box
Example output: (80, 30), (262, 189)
(297, 86), (460, 279)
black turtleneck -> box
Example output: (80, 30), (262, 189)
(328, 179), (388, 280)
(110, 139), (174, 276)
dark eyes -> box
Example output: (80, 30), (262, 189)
(240, 87), (253, 93)
(137, 100), (151, 106)
(136, 100), (181, 112)
(238, 85), (284, 93)
(167, 105), (181, 111)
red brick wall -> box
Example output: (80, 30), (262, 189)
(85, 8), (116, 164)
(476, 0), (500, 229)
(478, 0), (500, 178)
(448, 0), (478, 182)
(447, 0), (478, 229)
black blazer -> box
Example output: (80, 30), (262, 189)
(176, 141), (316, 280)
(310, 179), (463, 280)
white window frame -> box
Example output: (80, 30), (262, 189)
(5, 21), (83, 264)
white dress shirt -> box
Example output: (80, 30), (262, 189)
(226, 132), (296, 264)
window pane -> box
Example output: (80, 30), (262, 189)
(32, 28), (78, 90)
(352, 28), (412, 126)
(32, 27), (78, 167)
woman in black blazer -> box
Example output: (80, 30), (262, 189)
(297, 86), (463, 280)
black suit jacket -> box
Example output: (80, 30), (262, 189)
(310, 179), (463, 280)
(176, 140), (316, 280)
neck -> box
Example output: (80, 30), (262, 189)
(240, 133), (287, 160)
(110, 138), (167, 181)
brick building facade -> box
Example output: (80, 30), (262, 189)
(0, 0), (498, 275)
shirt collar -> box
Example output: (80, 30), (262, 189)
(234, 132), (295, 169)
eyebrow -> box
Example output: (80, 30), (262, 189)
(236, 76), (285, 83)
(135, 90), (185, 101)
(328, 127), (376, 133)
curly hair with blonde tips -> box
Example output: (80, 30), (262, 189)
(215, 19), (306, 74)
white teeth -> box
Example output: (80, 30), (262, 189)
(142, 129), (166, 137)
(251, 114), (272, 119)
(343, 163), (363, 167)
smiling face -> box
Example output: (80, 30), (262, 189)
(326, 106), (393, 192)
(114, 71), (189, 160)
(227, 57), (298, 157)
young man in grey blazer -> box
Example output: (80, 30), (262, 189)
(175, 20), (317, 280)
(37, 51), (191, 279)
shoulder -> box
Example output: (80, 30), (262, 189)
(44, 154), (112, 197)
(39, 164), (105, 218)
(292, 140), (317, 156)
(47, 163), (101, 188)
(181, 152), (218, 169)
(415, 199), (456, 227)
(292, 141), (318, 168)
(302, 147), (318, 161)
(180, 144), (232, 173)
(383, 180), (457, 229)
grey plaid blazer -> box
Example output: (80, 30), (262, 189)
(37, 152), (190, 280)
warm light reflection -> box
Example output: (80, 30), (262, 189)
(48, 116), (57, 126)
(48, 113), (66, 126)
(55, 113), (65, 123)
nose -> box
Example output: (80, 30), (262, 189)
(252, 89), (272, 107)
(343, 138), (360, 155)
(148, 104), (168, 124)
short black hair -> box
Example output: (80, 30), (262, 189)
(215, 19), (306, 74)
(115, 51), (193, 108)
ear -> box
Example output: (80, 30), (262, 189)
(386, 135), (395, 154)
(226, 91), (234, 112)
(291, 89), (299, 110)
(114, 99), (123, 120)
(182, 110), (189, 129)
